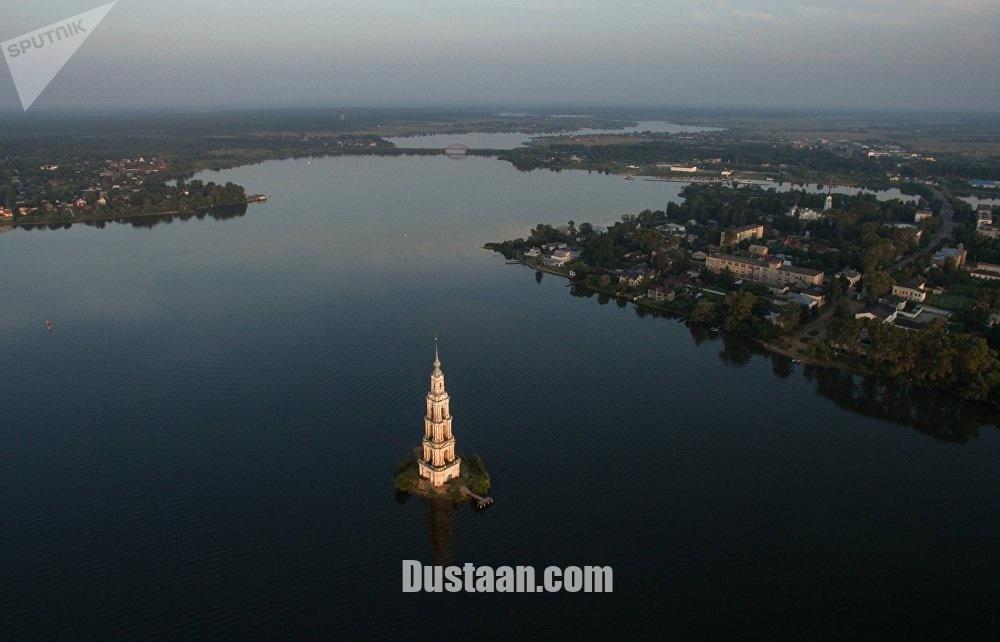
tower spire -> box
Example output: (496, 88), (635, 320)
(419, 334), (461, 487)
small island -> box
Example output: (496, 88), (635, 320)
(393, 339), (492, 507)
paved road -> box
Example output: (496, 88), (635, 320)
(892, 186), (954, 272)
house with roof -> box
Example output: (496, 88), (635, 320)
(967, 262), (1000, 281)
(618, 269), (648, 289)
(932, 244), (968, 268)
(646, 285), (676, 302)
(543, 248), (579, 267)
(835, 269), (862, 288)
(856, 303), (898, 324)
(892, 277), (928, 302)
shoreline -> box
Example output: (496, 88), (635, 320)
(502, 254), (902, 384)
(6, 201), (256, 230)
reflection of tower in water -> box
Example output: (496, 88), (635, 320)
(423, 498), (456, 565)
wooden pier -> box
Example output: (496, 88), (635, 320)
(460, 486), (494, 509)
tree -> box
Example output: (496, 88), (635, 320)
(779, 302), (802, 331)
(826, 275), (844, 302)
(690, 301), (717, 324)
(724, 290), (756, 322)
(863, 271), (894, 300)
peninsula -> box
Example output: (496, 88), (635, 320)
(487, 183), (1000, 407)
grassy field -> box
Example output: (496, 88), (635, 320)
(926, 279), (979, 312)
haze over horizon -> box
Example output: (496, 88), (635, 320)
(1, 0), (999, 113)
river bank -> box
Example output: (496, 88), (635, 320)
(6, 200), (257, 230)
(502, 252), (997, 409)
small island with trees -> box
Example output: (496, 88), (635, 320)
(393, 453), (492, 505)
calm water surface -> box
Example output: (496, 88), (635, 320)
(1, 154), (998, 638)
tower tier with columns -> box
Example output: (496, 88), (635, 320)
(418, 338), (461, 487)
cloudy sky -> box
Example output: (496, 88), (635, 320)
(2, 0), (998, 111)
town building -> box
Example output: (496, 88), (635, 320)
(824, 194), (834, 212)
(892, 277), (928, 302)
(856, 304), (898, 324)
(543, 248), (579, 267)
(417, 340), (461, 488)
(646, 285), (675, 302)
(967, 262), (1000, 281)
(705, 252), (824, 288)
(977, 204), (999, 239)
(887, 222), (923, 241)
(720, 223), (764, 248)
(786, 290), (825, 309)
(932, 244), (968, 268)
(789, 205), (823, 221)
(977, 205), (994, 226)
(773, 264), (825, 289)
(619, 269), (647, 288)
(835, 269), (862, 288)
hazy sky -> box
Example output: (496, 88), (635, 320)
(2, 0), (999, 111)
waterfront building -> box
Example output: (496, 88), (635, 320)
(647, 284), (676, 302)
(824, 194), (834, 212)
(543, 248), (579, 267)
(619, 269), (647, 288)
(418, 340), (461, 487)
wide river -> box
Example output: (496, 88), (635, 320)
(2, 154), (998, 638)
